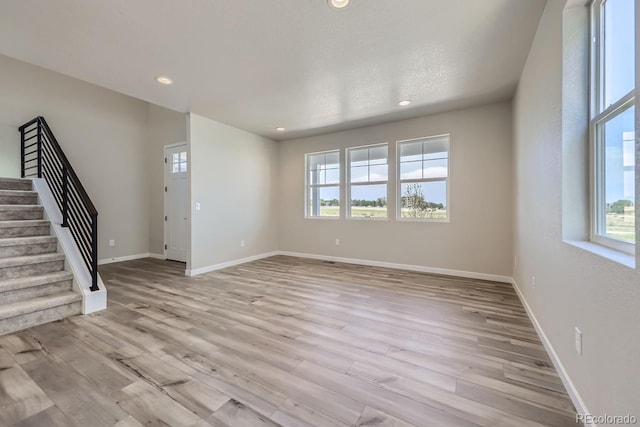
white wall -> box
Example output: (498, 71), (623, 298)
(188, 114), (278, 273)
(0, 122), (20, 178)
(0, 54), (151, 261)
(513, 0), (640, 416)
(146, 104), (187, 256)
(278, 102), (513, 278)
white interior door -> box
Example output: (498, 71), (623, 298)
(164, 144), (188, 262)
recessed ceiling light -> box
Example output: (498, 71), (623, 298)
(155, 75), (173, 85)
(275, 127), (286, 131)
(398, 100), (411, 106)
(328, 0), (350, 9)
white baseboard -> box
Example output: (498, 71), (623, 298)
(510, 278), (592, 426)
(276, 251), (513, 283)
(186, 251), (280, 276)
(98, 253), (163, 265)
(104, 250), (511, 283)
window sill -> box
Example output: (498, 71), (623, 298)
(347, 217), (389, 221)
(564, 240), (636, 269)
(398, 218), (450, 223)
(305, 216), (340, 220)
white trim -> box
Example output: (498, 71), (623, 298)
(185, 249), (511, 282)
(347, 216), (389, 221)
(304, 216), (340, 221)
(186, 251), (280, 276)
(397, 215), (450, 223)
(277, 251), (512, 283)
(565, 240), (635, 268)
(98, 253), (165, 265)
(510, 278), (593, 426)
(33, 179), (106, 314)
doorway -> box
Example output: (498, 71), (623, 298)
(164, 143), (188, 262)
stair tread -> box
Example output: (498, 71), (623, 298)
(0, 252), (65, 268)
(0, 271), (73, 293)
(0, 291), (81, 321)
(0, 236), (57, 247)
(0, 205), (43, 210)
(0, 178), (32, 183)
(0, 219), (50, 228)
(0, 189), (37, 196)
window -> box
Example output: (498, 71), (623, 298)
(306, 150), (340, 218)
(591, 0), (636, 253)
(171, 151), (187, 173)
(397, 135), (449, 221)
(347, 144), (388, 219)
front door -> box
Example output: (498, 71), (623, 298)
(164, 144), (188, 262)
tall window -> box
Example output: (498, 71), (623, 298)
(398, 135), (449, 221)
(347, 144), (388, 219)
(306, 150), (340, 218)
(305, 150), (340, 218)
(591, 0), (636, 252)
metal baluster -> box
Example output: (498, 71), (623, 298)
(62, 165), (69, 227)
(20, 128), (25, 178)
(36, 120), (42, 178)
(90, 215), (99, 292)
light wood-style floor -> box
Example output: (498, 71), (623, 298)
(0, 256), (579, 426)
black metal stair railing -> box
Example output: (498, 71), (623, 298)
(19, 116), (99, 291)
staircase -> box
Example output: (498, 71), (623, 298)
(0, 177), (81, 335)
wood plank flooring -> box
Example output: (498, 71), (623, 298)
(0, 255), (579, 426)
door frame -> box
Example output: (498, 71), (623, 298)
(163, 142), (188, 261)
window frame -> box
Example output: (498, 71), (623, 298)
(346, 142), (389, 220)
(170, 151), (188, 173)
(589, 0), (636, 254)
(396, 134), (451, 223)
(304, 149), (341, 220)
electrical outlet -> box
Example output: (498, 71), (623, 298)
(109, 239), (115, 247)
(575, 327), (582, 356)
(195, 203), (201, 211)
(240, 240), (245, 247)
(532, 276), (536, 289)
(335, 238), (340, 246)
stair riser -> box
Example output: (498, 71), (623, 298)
(0, 242), (57, 258)
(0, 260), (64, 280)
(0, 181), (32, 191)
(0, 195), (38, 205)
(0, 280), (73, 305)
(0, 301), (81, 335)
(0, 210), (44, 221)
(0, 225), (50, 238)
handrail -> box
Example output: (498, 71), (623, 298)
(19, 116), (99, 291)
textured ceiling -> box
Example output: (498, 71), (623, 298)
(0, 0), (546, 140)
